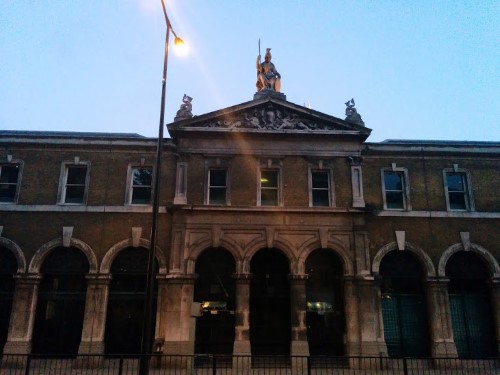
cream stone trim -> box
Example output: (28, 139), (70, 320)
(372, 241), (436, 277)
(100, 238), (167, 274)
(438, 242), (500, 278)
(243, 241), (295, 274)
(28, 238), (98, 274)
(0, 236), (26, 273)
(297, 241), (354, 276)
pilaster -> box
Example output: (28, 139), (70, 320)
(289, 274), (309, 356)
(232, 274), (252, 355)
(491, 278), (500, 355)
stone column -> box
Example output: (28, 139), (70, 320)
(343, 276), (360, 356)
(233, 274), (252, 355)
(78, 274), (111, 355)
(491, 278), (500, 355)
(3, 274), (41, 355)
(426, 277), (458, 357)
(357, 277), (388, 356)
(289, 274), (309, 356)
(348, 156), (365, 208)
(162, 274), (196, 355)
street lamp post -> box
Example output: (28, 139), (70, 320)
(139, 1), (183, 374)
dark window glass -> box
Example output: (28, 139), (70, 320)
(208, 169), (227, 205)
(64, 166), (87, 204)
(446, 173), (468, 210)
(0, 248), (17, 352)
(0, 165), (20, 203)
(260, 170), (278, 206)
(131, 167), (152, 204)
(384, 171), (405, 209)
(312, 171), (330, 206)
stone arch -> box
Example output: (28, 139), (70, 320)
(243, 240), (296, 275)
(438, 243), (500, 278)
(0, 237), (26, 273)
(186, 240), (242, 275)
(29, 238), (98, 274)
(298, 239), (354, 276)
(100, 238), (167, 274)
(372, 241), (436, 278)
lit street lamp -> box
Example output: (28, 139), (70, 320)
(139, 1), (184, 374)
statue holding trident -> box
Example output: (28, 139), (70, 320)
(256, 40), (281, 93)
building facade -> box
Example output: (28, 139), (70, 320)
(0, 96), (499, 360)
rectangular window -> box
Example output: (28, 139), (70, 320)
(311, 171), (330, 207)
(130, 167), (153, 204)
(63, 165), (88, 204)
(0, 164), (20, 203)
(208, 169), (227, 205)
(445, 172), (470, 210)
(260, 170), (279, 206)
(382, 170), (408, 210)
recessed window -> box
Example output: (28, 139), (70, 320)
(381, 168), (410, 210)
(129, 167), (153, 205)
(444, 170), (473, 211)
(260, 170), (279, 206)
(208, 169), (227, 205)
(64, 166), (88, 204)
(0, 164), (21, 203)
(310, 170), (330, 207)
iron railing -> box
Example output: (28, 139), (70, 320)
(0, 354), (498, 374)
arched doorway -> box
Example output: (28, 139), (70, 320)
(250, 248), (290, 355)
(0, 247), (17, 352)
(32, 247), (89, 356)
(379, 251), (430, 357)
(446, 251), (497, 358)
(194, 248), (235, 354)
(105, 247), (158, 354)
(305, 249), (345, 355)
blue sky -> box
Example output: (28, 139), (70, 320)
(1, 1), (498, 141)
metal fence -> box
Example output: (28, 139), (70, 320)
(0, 354), (498, 375)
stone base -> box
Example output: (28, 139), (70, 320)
(2, 340), (31, 355)
(431, 341), (458, 358)
(233, 339), (251, 356)
(78, 340), (105, 355)
(254, 89), (286, 101)
(163, 341), (192, 355)
(290, 340), (309, 356)
(359, 340), (388, 357)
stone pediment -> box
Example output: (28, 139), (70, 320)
(168, 97), (371, 140)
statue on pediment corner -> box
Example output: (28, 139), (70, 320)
(174, 94), (193, 122)
(344, 98), (365, 126)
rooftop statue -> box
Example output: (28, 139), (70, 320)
(256, 48), (281, 93)
(174, 94), (193, 122)
(344, 98), (365, 126)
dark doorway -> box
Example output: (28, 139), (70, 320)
(305, 249), (345, 355)
(446, 251), (497, 358)
(105, 247), (158, 355)
(250, 248), (290, 355)
(32, 247), (89, 356)
(379, 251), (430, 357)
(194, 248), (235, 354)
(0, 247), (17, 352)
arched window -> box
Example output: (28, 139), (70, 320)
(32, 247), (89, 356)
(0, 247), (17, 352)
(305, 249), (345, 356)
(446, 251), (497, 358)
(250, 248), (290, 355)
(194, 248), (235, 355)
(105, 247), (158, 355)
(380, 251), (430, 357)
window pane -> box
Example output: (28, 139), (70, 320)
(131, 186), (151, 204)
(386, 192), (404, 209)
(384, 172), (403, 191)
(0, 166), (19, 184)
(449, 192), (467, 210)
(133, 168), (152, 186)
(67, 166), (87, 185)
(447, 173), (465, 192)
(261, 170), (278, 188)
(261, 189), (278, 206)
(65, 186), (85, 203)
(312, 190), (329, 206)
(0, 185), (17, 202)
(209, 170), (226, 187)
(312, 172), (329, 189)
(209, 187), (226, 205)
